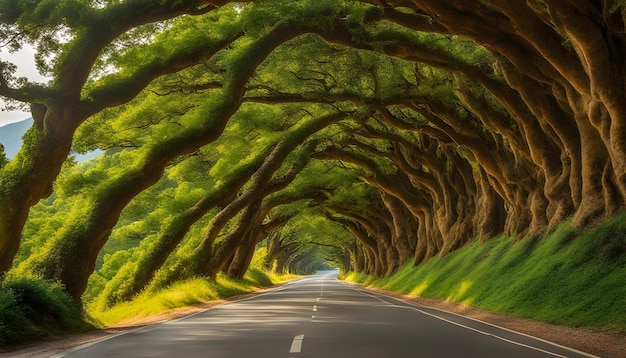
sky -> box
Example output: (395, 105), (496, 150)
(0, 46), (48, 127)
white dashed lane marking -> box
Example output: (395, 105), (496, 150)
(289, 334), (304, 353)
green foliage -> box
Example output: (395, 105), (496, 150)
(0, 277), (92, 346)
(0, 286), (19, 345)
(347, 212), (626, 333)
(137, 213), (213, 292)
(12, 195), (66, 266)
(249, 247), (268, 271)
(610, 0), (625, 13)
(241, 0), (342, 32)
(0, 144), (7, 168)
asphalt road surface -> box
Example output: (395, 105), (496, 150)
(55, 271), (597, 357)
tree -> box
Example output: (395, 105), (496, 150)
(3, 0), (626, 303)
(0, 0), (247, 273)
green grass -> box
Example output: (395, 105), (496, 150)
(345, 212), (626, 333)
(88, 269), (297, 326)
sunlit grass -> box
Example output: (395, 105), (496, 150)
(346, 211), (626, 333)
(88, 269), (297, 327)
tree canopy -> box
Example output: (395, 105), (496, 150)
(1, 0), (625, 305)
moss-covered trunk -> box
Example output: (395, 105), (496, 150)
(0, 107), (80, 273)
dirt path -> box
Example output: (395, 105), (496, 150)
(2, 284), (624, 358)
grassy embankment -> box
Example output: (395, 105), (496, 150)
(344, 211), (626, 333)
(0, 268), (296, 348)
(87, 269), (296, 326)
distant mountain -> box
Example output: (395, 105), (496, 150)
(0, 117), (100, 161)
(0, 117), (34, 159)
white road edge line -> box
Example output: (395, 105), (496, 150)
(290, 334), (304, 353)
(355, 287), (600, 358)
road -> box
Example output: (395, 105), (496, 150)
(55, 271), (596, 357)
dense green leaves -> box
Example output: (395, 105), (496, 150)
(0, 276), (91, 345)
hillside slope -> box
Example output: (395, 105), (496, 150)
(0, 117), (100, 161)
(346, 212), (626, 333)
(0, 118), (33, 159)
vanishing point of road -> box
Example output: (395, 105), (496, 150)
(55, 271), (597, 358)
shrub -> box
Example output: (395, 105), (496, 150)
(0, 277), (94, 347)
(0, 287), (22, 345)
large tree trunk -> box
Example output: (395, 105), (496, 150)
(381, 193), (416, 265)
(0, 106), (79, 273)
(473, 168), (506, 241)
(226, 231), (259, 279)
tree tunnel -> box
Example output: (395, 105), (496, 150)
(0, 0), (625, 306)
